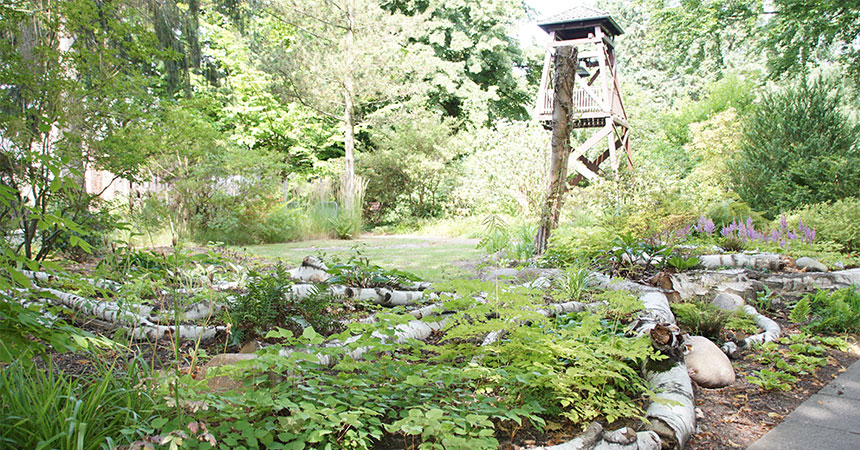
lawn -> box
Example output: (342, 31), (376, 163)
(240, 234), (484, 282)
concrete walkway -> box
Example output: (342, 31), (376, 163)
(746, 359), (860, 450)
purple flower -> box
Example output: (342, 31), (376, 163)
(695, 216), (715, 234)
(779, 216), (788, 233)
(769, 230), (779, 243)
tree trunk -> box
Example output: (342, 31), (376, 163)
(342, 1), (356, 213)
(534, 46), (578, 255)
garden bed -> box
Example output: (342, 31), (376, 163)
(7, 242), (860, 450)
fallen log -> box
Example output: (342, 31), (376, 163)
(277, 317), (448, 367)
(532, 422), (661, 450)
(287, 283), (432, 306)
(27, 287), (226, 342)
(669, 268), (860, 301)
(698, 253), (789, 271)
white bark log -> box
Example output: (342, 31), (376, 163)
(536, 300), (602, 317)
(738, 304), (780, 348)
(173, 301), (222, 322)
(409, 303), (443, 319)
(277, 317), (447, 367)
(131, 323), (227, 342)
(38, 287), (153, 323)
(698, 253), (787, 271)
(31, 287), (226, 342)
(22, 270), (122, 291)
(531, 422), (661, 450)
(287, 256), (330, 282)
(669, 268), (860, 301)
(289, 283), (431, 306)
(644, 362), (696, 449)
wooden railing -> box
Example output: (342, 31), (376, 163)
(537, 88), (604, 117)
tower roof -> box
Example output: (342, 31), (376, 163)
(538, 6), (624, 36)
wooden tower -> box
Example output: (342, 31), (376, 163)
(534, 6), (631, 185)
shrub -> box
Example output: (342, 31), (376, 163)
(704, 195), (766, 230)
(543, 225), (614, 267)
(571, 160), (697, 240)
(788, 198), (860, 252)
(451, 121), (550, 216)
(729, 76), (860, 218)
(360, 113), (459, 220)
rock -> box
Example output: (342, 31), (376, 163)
(522, 276), (552, 289)
(684, 336), (735, 388)
(514, 267), (561, 283)
(711, 293), (745, 311)
(239, 340), (261, 354)
(795, 257), (828, 272)
(479, 268), (519, 282)
(198, 353), (256, 391)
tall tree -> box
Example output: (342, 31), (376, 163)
(263, 0), (484, 210)
(647, 0), (860, 84)
(382, 0), (535, 121)
(534, 46), (577, 255)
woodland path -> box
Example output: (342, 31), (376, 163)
(746, 359), (860, 450)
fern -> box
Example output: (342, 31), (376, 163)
(789, 297), (811, 324)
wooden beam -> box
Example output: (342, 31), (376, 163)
(612, 114), (630, 129)
(608, 119), (618, 173)
(571, 158), (600, 181)
(605, 44), (628, 121)
(622, 129), (633, 170)
(587, 68), (600, 86)
(534, 32), (555, 118)
(570, 122), (613, 161)
(549, 37), (602, 47)
(576, 50), (602, 60)
(602, 35), (615, 49)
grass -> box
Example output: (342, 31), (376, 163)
(240, 234), (483, 282)
(0, 356), (155, 450)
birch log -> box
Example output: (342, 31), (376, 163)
(278, 317), (447, 367)
(31, 287), (226, 341)
(288, 284), (431, 306)
(532, 422), (661, 450)
(720, 304), (781, 355)
(669, 268), (860, 301)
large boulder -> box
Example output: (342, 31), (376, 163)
(711, 292), (745, 312)
(685, 336), (735, 388)
(795, 257), (828, 273)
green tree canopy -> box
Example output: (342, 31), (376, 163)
(728, 77), (860, 218)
